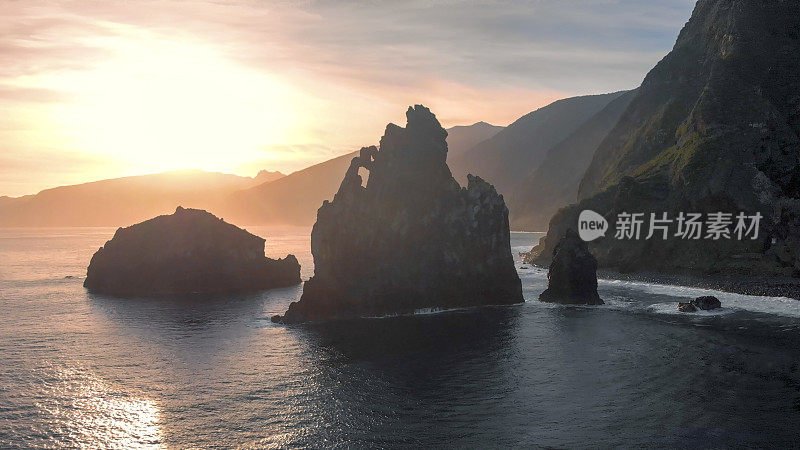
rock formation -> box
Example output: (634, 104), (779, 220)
(273, 105), (523, 323)
(677, 295), (722, 312)
(226, 123), (500, 227)
(538, 228), (604, 305)
(531, 0), (800, 277)
(84, 206), (300, 295)
(693, 296), (722, 310)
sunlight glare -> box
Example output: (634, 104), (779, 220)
(39, 366), (163, 448)
(22, 25), (303, 175)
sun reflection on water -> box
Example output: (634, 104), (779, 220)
(38, 366), (163, 448)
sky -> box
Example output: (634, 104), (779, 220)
(0, 0), (695, 197)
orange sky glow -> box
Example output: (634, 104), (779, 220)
(0, 1), (693, 197)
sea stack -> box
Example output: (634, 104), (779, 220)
(84, 206), (300, 295)
(539, 228), (603, 305)
(273, 105), (523, 323)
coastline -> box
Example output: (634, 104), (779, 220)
(522, 243), (800, 301)
(524, 255), (799, 300)
(594, 269), (800, 301)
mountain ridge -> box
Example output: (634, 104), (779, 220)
(448, 92), (628, 197)
(532, 0), (800, 276)
(222, 121), (505, 226)
(510, 89), (637, 230)
(0, 122), (502, 227)
(0, 169), (269, 227)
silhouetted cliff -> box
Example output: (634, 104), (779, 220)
(533, 0), (800, 277)
(274, 105), (522, 323)
(85, 207), (300, 295)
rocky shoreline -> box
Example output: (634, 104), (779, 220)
(593, 269), (800, 300)
(524, 255), (799, 300)
(531, 0), (800, 279)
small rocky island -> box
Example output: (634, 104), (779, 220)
(84, 206), (300, 295)
(273, 105), (523, 323)
(539, 228), (604, 305)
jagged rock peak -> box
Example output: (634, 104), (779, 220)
(405, 104), (448, 138)
(273, 105), (522, 323)
(376, 104), (450, 176)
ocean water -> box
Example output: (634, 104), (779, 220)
(2, 227), (800, 448)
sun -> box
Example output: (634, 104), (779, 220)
(35, 25), (304, 175)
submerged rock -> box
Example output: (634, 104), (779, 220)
(677, 295), (722, 312)
(273, 105), (523, 323)
(84, 206), (300, 295)
(539, 228), (604, 305)
(693, 296), (721, 310)
(692, 296), (721, 311)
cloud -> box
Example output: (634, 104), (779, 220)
(0, 0), (697, 196)
(1, 0), (695, 99)
(213, 0), (695, 93)
(0, 85), (70, 104)
(0, 7), (115, 79)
